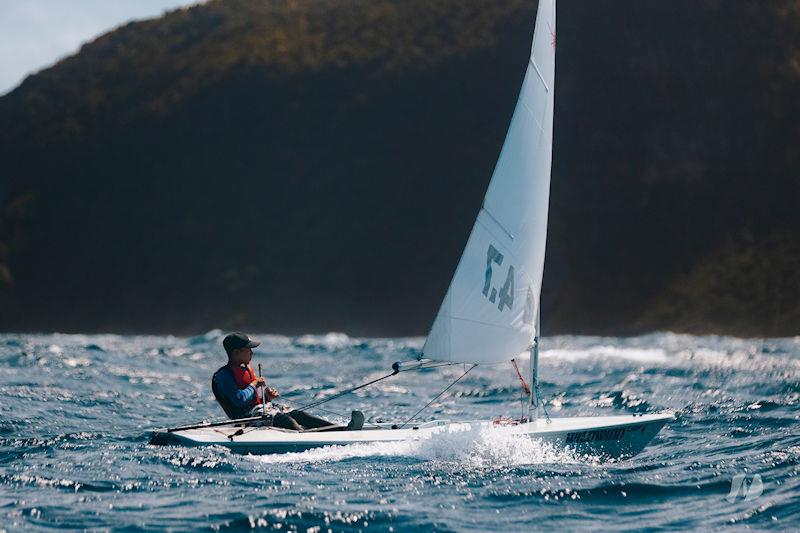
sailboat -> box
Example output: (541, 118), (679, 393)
(150, 0), (672, 458)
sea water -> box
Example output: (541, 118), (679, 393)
(0, 331), (797, 530)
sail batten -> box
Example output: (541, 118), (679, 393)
(529, 58), (550, 92)
(422, 0), (555, 365)
(481, 207), (515, 241)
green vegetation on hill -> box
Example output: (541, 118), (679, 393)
(640, 233), (800, 337)
(0, 0), (530, 142)
(0, 0), (798, 336)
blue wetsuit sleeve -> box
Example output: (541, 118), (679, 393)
(215, 369), (256, 408)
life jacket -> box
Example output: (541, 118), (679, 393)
(211, 364), (262, 419)
(230, 364), (262, 406)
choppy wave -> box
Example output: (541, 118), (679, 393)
(0, 332), (798, 530)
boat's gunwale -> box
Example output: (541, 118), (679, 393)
(154, 412), (673, 450)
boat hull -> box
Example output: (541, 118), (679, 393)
(150, 413), (672, 460)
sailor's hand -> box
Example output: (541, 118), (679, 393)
(251, 377), (266, 388)
(266, 387), (280, 400)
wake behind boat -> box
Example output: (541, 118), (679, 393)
(151, 0), (673, 460)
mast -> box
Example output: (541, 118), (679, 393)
(529, 308), (540, 421)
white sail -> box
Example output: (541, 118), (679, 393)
(423, 0), (556, 364)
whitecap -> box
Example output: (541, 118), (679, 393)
(542, 346), (669, 364)
(63, 357), (92, 368)
(295, 332), (352, 349)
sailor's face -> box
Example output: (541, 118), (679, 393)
(233, 347), (253, 365)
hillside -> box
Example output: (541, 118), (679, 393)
(1, 0), (798, 336)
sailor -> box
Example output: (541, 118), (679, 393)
(212, 332), (363, 431)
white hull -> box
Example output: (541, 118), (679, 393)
(150, 412), (672, 460)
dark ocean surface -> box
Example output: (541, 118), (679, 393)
(0, 332), (797, 531)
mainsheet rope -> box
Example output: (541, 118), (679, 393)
(295, 369), (400, 411)
(293, 362), (460, 411)
(398, 364), (477, 429)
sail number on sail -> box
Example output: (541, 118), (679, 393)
(482, 244), (514, 311)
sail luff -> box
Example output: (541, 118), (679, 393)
(422, 0), (555, 365)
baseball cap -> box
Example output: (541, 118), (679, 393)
(222, 332), (260, 353)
